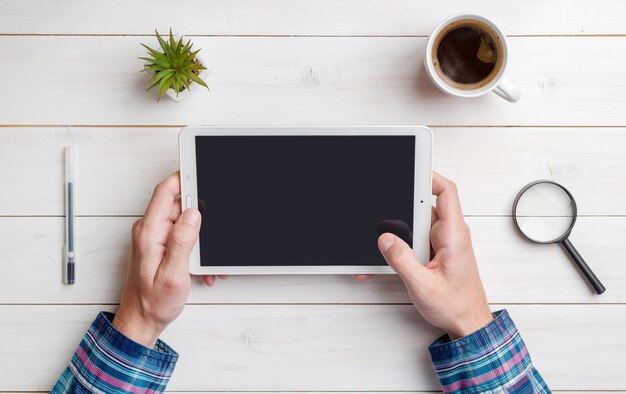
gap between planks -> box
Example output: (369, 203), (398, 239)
(2, 33), (626, 38)
(1, 215), (624, 218)
(3, 124), (626, 128)
(1, 303), (624, 306)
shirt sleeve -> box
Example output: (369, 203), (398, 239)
(428, 310), (550, 393)
(52, 311), (178, 394)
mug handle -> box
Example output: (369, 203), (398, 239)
(493, 77), (522, 103)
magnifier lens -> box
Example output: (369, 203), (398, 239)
(513, 181), (605, 295)
(514, 182), (575, 243)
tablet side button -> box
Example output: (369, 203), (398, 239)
(185, 194), (193, 209)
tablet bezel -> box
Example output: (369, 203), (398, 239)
(179, 126), (432, 275)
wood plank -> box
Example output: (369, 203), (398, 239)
(0, 128), (179, 216)
(1, 37), (626, 126)
(0, 305), (623, 391)
(1, 127), (625, 217)
(1, 216), (623, 304)
(435, 128), (626, 216)
(1, 0), (625, 36)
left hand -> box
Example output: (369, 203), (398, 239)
(113, 172), (224, 347)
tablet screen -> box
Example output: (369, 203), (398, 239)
(195, 136), (415, 266)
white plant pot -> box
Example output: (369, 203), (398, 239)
(165, 50), (211, 103)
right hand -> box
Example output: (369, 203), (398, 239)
(377, 172), (493, 339)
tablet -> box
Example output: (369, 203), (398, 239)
(179, 127), (432, 275)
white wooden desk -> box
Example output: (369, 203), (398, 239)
(1, 1), (625, 392)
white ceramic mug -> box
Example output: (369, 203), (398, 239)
(424, 14), (521, 103)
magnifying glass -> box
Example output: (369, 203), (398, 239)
(512, 180), (605, 295)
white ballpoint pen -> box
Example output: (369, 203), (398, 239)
(63, 146), (76, 285)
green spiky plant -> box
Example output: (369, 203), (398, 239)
(140, 29), (209, 101)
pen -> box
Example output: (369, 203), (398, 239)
(63, 146), (76, 285)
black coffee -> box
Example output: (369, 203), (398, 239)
(437, 26), (498, 85)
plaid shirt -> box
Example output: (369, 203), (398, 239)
(52, 312), (177, 393)
(430, 310), (549, 393)
(53, 309), (548, 393)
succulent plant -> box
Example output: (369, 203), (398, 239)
(140, 29), (208, 101)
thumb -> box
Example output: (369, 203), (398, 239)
(162, 208), (201, 275)
(378, 233), (426, 285)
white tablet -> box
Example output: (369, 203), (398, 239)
(179, 126), (432, 275)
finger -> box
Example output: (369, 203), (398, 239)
(203, 275), (215, 286)
(378, 233), (427, 285)
(431, 172), (464, 222)
(161, 208), (202, 277)
(169, 196), (182, 223)
(202, 275), (228, 286)
(431, 206), (439, 226)
(376, 220), (412, 246)
(144, 172), (181, 227)
(430, 207), (438, 259)
(355, 274), (374, 281)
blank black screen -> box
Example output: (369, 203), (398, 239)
(195, 136), (415, 266)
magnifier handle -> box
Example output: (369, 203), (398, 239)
(562, 238), (606, 295)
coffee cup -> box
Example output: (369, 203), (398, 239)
(424, 14), (521, 103)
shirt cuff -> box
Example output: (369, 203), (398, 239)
(68, 311), (178, 393)
(428, 310), (534, 394)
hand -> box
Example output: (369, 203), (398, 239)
(378, 172), (493, 340)
(114, 172), (203, 347)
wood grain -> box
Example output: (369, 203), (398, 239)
(1, 2), (625, 392)
(1, 127), (625, 217)
(0, 305), (624, 391)
(1, 216), (623, 304)
(1, 0), (626, 36)
(1, 37), (626, 126)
